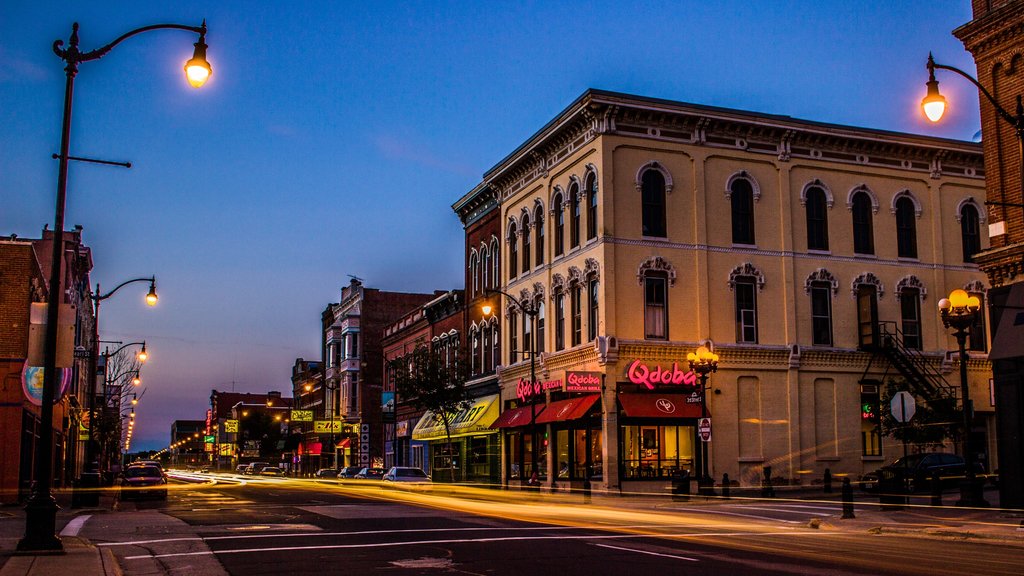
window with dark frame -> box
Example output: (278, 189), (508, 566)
(644, 276), (668, 340)
(536, 302), (546, 354)
(571, 284), (582, 347)
(482, 323), (491, 374)
(570, 184), (581, 248)
(508, 224), (518, 280)
(586, 173), (598, 241)
(900, 288), (922, 350)
(522, 214), (532, 273)
(641, 170), (667, 237)
(587, 278), (599, 342)
(735, 278), (758, 343)
(535, 206), (545, 265)
(806, 186), (829, 251)
(509, 312), (518, 364)
(969, 292), (987, 352)
(731, 178), (756, 245)
(554, 194), (565, 257)
(810, 282), (832, 346)
(895, 196), (918, 259)
(852, 192), (874, 255)
(555, 291), (565, 351)
(960, 204), (981, 263)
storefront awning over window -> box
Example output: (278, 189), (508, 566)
(412, 394), (499, 440)
(618, 393), (704, 418)
(336, 438), (351, 449)
(535, 395), (600, 424)
(489, 404), (543, 429)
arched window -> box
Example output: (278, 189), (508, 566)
(641, 169), (667, 237)
(536, 301), (545, 354)
(508, 223), (518, 281)
(961, 203), (981, 263)
(521, 214), (532, 274)
(806, 186), (829, 251)
(535, 205), (545, 266)
(481, 322), (491, 374)
(570, 183), (581, 248)
(469, 252), (479, 297)
(852, 192), (874, 255)
(491, 321), (500, 371)
(481, 247), (490, 292)
(470, 327), (479, 376)
(895, 196), (918, 258)
(731, 178), (756, 245)
(586, 172), (598, 240)
(553, 193), (565, 257)
(490, 238), (499, 289)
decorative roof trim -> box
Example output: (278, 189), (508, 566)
(637, 256), (677, 287)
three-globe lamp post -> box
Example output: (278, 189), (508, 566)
(938, 289), (988, 507)
(687, 346), (719, 495)
(23, 20), (211, 552)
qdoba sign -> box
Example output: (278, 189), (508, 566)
(564, 371), (601, 393)
(626, 360), (698, 391)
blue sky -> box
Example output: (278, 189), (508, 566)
(1, 1), (981, 450)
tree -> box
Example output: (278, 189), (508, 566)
(879, 378), (962, 450)
(389, 343), (469, 482)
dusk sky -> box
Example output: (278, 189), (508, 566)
(1, 1), (983, 450)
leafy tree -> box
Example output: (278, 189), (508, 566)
(389, 343), (469, 482)
(879, 378), (961, 450)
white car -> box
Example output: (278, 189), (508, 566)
(382, 467), (432, 487)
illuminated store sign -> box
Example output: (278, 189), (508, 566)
(564, 371), (601, 393)
(516, 378), (562, 402)
(626, 360), (698, 390)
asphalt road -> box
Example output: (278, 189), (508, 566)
(78, 474), (1022, 576)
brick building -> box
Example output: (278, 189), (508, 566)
(209, 390), (293, 470)
(0, 228), (94, 503)
(952, 0), (1024, 508)
(290, 358), (325, 474)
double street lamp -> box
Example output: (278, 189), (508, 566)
(938, 289), (989, 507)
(687, 346), (719, 494)
(482, 289), (541, 485)
(22, 20), (211, 552)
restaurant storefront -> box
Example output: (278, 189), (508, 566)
(411, 394), (500, 484)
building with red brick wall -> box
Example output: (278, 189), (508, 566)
(290, 358), (325, 474)
(954, 0), (1024, 508)
(0, 228), (94, 503)
(209, 389), (293, 470)
(322, 278), (443, 470)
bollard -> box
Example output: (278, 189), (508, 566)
(841, 477), (855, 519)
(583, 476), (592, 504)
(823, 468), (832, 494)
(722, 473), (730, 499)
(931, 471), (942, 507)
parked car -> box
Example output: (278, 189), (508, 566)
(120, 465), (167, 500)
(235, 464), (249, 475)
(245, 462), (270, 475)
(860, 452), (983, 492)
(259, 466), (284, 477)
(354, 467), (385, 480)
(382, 467), (432, 487)
(315, 468), (340, 478)
(337, 466), (361, 479)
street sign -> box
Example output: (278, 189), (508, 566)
(314, 420), (342, 433)
(291, 409), (313, 422)
(698, 417), (712, 442)
(891, 391), (916, 423)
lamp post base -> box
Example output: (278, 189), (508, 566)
(955, 478), (989, 508)
(17, 495), (63, 552)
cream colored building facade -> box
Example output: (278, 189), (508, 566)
(483, 90), (991, 491)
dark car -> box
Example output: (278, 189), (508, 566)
(337, 466), (360, 479)
(860, 452), (981, 492)
(354, 467), (385, 480)
(120, 465), (168, 500)
(314, 468), (340, 478)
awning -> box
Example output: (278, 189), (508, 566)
(535, 395), (600, 424)
(490, 404), (543, 429)
(336, 438), (351, 449)
(302, 442), (322, 456)
(618, 393), (704, 418)
(412, 394), (499, 440)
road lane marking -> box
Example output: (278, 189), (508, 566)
(123, 531), (838, 560)
(593, 543), (699, 562)
(672, 509), (802, 524)
(59, 514), (91, 536)
(724, 506), (828, 516)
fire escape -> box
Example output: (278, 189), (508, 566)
(859, 321), (959, 406)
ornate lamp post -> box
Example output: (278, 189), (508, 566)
(687, 345), (719, 494)
(938, 289), (988, 507)
(22, 21), (210, 551)
(483, 289), (540, 486)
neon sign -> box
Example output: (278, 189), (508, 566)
(626, 360), (698, 391)
(564, 371), (601, 393)
(516, 378), (562, 403)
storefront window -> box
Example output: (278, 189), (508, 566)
(620, 424), (693, 479)
(556, 429), (569, 478)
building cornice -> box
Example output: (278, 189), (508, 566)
(954, 1), (1024, 55)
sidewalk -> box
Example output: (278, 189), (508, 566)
(0, 489), (121, 576)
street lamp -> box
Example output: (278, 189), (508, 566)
(923, 53), (1024, 202)
(938, 289), (989, 507)
(23, 19), (211, 552)
(687, 345), (719, 495)
(482, 288), (541, 486)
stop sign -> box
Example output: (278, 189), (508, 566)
(891, 391), (916, 423)
(698, 417), (712, 442)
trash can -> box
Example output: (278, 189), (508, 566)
(878, 469), (905, 510)
(672, 470), (691, 502)
(73, 471), (101, 508)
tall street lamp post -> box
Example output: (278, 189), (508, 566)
(687, 345), (719, 495)
(79, 278), (156, 501)
(482, 289), (540, 485)
(21, 20), (211, 552)
(938, 289), (989, 508)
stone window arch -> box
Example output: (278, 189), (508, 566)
(725, 170), (762, 203)
(637, 256), (677, 286)
(850, 272), (884, 299)
(728, 262), (766, 291)
(634, 160), (674, 194)
(846, 184), (880, 214)
(799, 179), (834, 208)
(890, 189), (923, 219)
(895, 275), (927, 301)
(804, 268), (838, 295)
